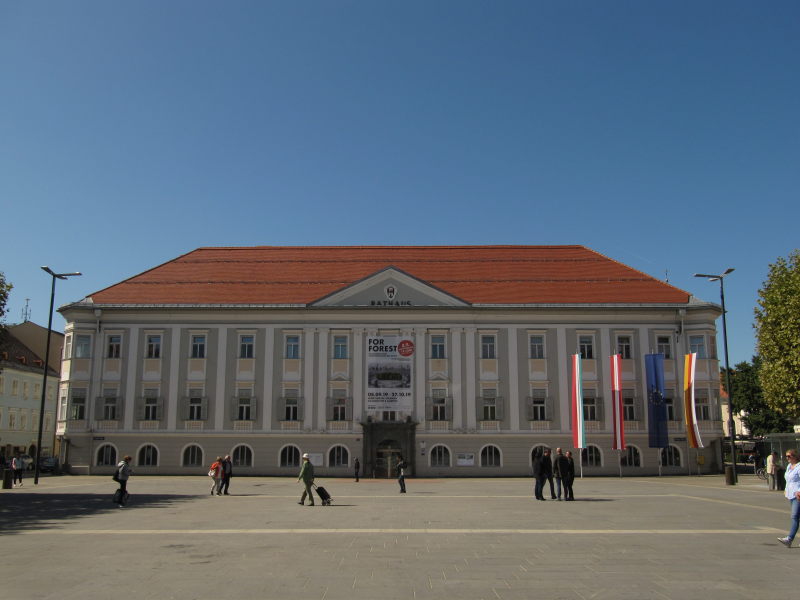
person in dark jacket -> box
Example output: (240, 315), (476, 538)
(553, 447), (570, 500)
(396, 455), (407, 493)
(542, 448), (556, 499)
(563, 451), (576, 500)
(354, 457), (360, 482)
(532, 448), (546, 500)
(221, 455), (233, 495)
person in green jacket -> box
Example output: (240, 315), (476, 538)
(297, 453), (315, 506)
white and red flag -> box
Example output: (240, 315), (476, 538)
(610, 354), (626, 450)
(571, 353), (585, 449)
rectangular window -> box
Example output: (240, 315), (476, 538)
(617, 335), (632, 360)
(623, 390), (636, 420)
(23, 381), (29, 398)
(8, 411), (16, 430)
(59, 394), (68, 421)
(64, 336), (72, 360)
(332, 389), (347, 421)
(285, 335), (300, 359)
(689, 335), (706, 359)
(70, 389), (87, 420)
(529, 335), (545, 359)
(284, 389), (299, 421)
(530, 389), (547, 420)
(695, 389), (711, 420)
(12, 380), (19, 395)
(239, 335), (254, 359)
(656, 335), (672, 359)
(144, 388), (160, 420)
(237, 389), (252, 421)
(381, 410), (397, 421)
(74, 335), (91, 358)
(146, 335), (161, 359)
(188, 388), (203, 421)
(107, 335), (121, 359)
(431, 388), (447, 421)
(103, 394), (118, 420)
(430, 335), (446, 359)
(482, 389), (497, 420)
(481, 335), (496, 359)
(665, 389), (677, 421)
(582, 390), (597, 421)
(191, 335), (206, 359)
(333, 336), (348, 359)
(579, 335), (594, 359)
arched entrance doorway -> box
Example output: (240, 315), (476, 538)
(375, 439), (402, 479)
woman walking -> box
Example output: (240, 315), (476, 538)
(777, 448), (800, 548)
(209, 456), (224, 496)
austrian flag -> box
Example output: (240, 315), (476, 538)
(571, 354), (585, 449)
(610, 354), (626, 450)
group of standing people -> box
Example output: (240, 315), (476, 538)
(533, 447), (575, 501)
(766, 451), (787, 491)
(208, 455), (233, 495)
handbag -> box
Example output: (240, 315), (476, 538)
(208, 469), (215, 477)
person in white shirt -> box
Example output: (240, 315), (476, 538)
(777, 449), (800, 548)
(766, 452), (780, 491)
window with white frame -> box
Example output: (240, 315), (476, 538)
(430, 445), (450, 467)
(333, 335), (348, 359)
(582, 389), (597, 421)
(284, 389), (299, 421)
(232, 445), (253, 467)
(689, 335), (707, 359)
(481, 388), (497, 421)
(237, 389), (253, 421)
(661, 445), (681, 467)
(8, 410), (17, 430)
(579, 335), (594, 359)
(430, 334), (446, 359)
(530, 388), (547, 420)
(623, 390), (636, 420)
(431, 388), (448, 421)
(665, 389), (678, 421)
(381, 411), (397, 421)
(64, 336), (72, 360)
(280, 445), (300, 467)
(23, 381), (29, 399)
(103, 388), (119, 420)
(191, 334), (206, 359)
(138, 444), (158, 466)
(239, 334), (255, 359)
(329, 445), (349, 467)
(695, 389), (711, 420)
(70, 388), (87, 420)
(107, 335), (121, 359)
(621, 446), (641, 467)
(144, 388), (160, 420)
(74, 334), (91, 358)
(187, 388), (203, 421)
(529, 334), (545, 359)
(146, 334), (161, 359)
(581, 445), (601, 467)
(183, 445), (203, 467)
(616, 335), (632, 359)
(481, 335), (496, 359)
(331, 389), (347, 421)
(59, 393), (68, 421)
(480, 445), (501, 467)
(96, 444), (117, 466)
(656, 335), (672, 359)
(285, 335), (300, 359)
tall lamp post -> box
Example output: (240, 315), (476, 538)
(694, 268), (737, 484)
(34, 266), (81, 485)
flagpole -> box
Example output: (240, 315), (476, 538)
(618, 449), (622, 477)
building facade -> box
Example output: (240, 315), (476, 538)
(57, 246), (724, 477)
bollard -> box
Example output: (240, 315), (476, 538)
(724, 465), (736, 485)
(2, 468), (12, 489)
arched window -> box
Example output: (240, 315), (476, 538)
(581, 445), (602, 467)
(480, 445), (501, 467)
(232, 445), (253, 467)
(96, 444), (117, 466)
(661, 445), (681, 467)
(620, 446), (641, 467)
(280, 445), (300, 468)
(530, 445), (550, 467)
(329, 445), (349, 467)
(430, 445), (451, 467)
(138, 444), (158, 467)
(183, 445), (203, 467)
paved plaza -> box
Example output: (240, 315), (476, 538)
(0, 473), (793, 600)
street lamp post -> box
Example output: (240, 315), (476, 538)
(34, 266), (81, 485)
(694, 268), (737, 484)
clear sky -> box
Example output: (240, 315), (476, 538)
(1, 1), (798, 366)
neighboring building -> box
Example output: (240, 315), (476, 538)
(57, 245), (725, 476)
(0, 325), (61, 460)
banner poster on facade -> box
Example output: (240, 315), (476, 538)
(366, 336), (414, 412)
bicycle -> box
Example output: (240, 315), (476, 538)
(756, 467), (767, 480)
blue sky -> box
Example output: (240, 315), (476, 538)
(1, 1), (798, 366)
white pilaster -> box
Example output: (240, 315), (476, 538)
(262, 326), (275, 432)
(167, 326), (180, 430)
(556, 327), (568, 433)
(599, 327), (611, 428)
(214, 327), (227, 431)
(317, 328), (329, 430)
(415, 328), (426, 422)
(352, 328), (364, 422)
(507, 327), (520, 431)
(465, 328), (476, 429)
(123, 328), (139, 430)
(450, 328), (463, 429)
(304, 328), (315, 429)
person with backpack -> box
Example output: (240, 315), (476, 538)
(114, 455), (133, 507)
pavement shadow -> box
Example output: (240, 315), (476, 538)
(0, 492), (196, 534)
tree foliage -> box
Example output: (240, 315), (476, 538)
(755, 250), (800, 422)
(0, 271), (12, 322)
(723, 357), (791, 435)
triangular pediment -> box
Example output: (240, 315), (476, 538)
(312, 267), (469, 308)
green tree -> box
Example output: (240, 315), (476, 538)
(0, 271), (12, 322)
(754, 250), (800, 421)
(723, 357), (791, 436)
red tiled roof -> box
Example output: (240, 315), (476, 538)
(86, 246), (691, 305)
